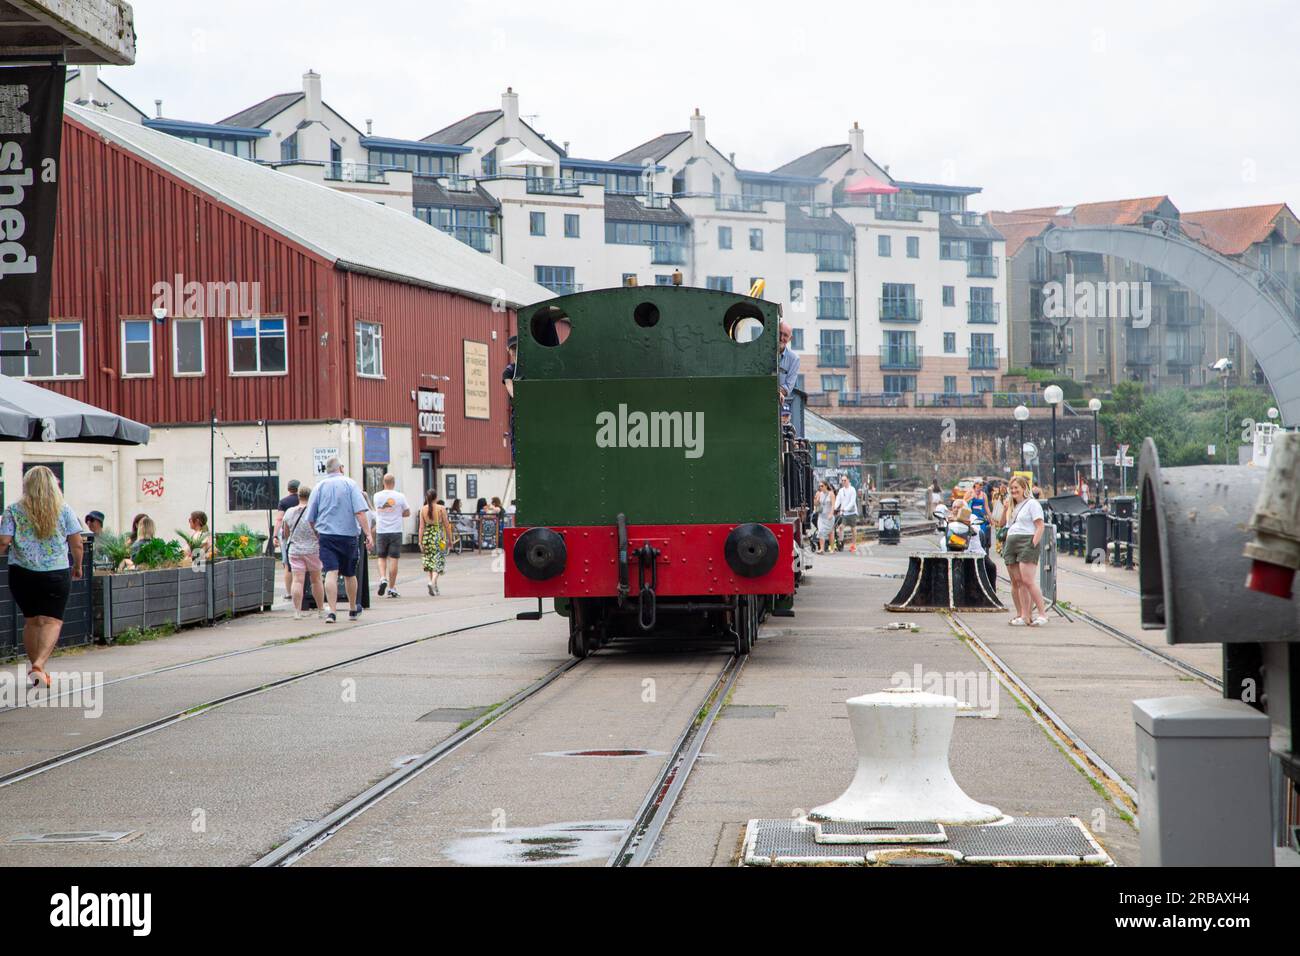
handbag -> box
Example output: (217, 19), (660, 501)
(996, 526), (1008, 544)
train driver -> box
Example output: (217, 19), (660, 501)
(778, 320), (799, 424)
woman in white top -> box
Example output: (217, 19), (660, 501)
(813, 481), (835, 553)
(1002, 474), (1048, 626)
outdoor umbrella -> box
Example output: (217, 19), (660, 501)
(0, 375), (150, 445)
(844, 176), (900, 195)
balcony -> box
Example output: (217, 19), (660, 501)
(1030, 342), (1063, 367)
(325, 161), (393, 184)
(967, 301), (1000, 324)
(540, 282), (584, 295)
(967, 256), (998, 278)
(880, 345), (923, 370)
(816, 251), (850, 272)
(526, 177), (583, 196)
(918, 392), (988, 408)
(649, 241), (687, 265)
(714, 193), (765, 213)
(875, 205), (921, 221)
(839, 392), (908, 408)
(816, 296), (852, 320)
(1164, 304), (1203, 326)
(444, 174), (477, 192)
(440, 225), (495, 254)
(879, 298), (922, 322)
(948, 211), (987, 227)
(1165, 341), (1204, 366)
(968, 347), (1000, 370)
(1125, 344), (1156, 366)
(818, 345), (850, 367)
(992, 391), (1049, 408)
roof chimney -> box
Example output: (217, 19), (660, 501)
(690, 107), (706, 157)
(302, 69), (322, 122)
(154, 98), (163, 119)
(365, 118), (373, 136)
(849, 120), (864, 159)
(71, 65), (98, 104)
(502, 86), (520, 140)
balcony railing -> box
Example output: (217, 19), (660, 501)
(440, 225), (495, 253)
(326, 161), (393, 184)
(992, 391), (1049, 408)
(540, 282), (583, 295)
(875, 205), (921, 221)
(816, 251), (850, 272)
(817, 345), (850, 367)
(948, 211), (987, 227)
(526, 177), (583, 196)
(968, 346), (1001, 369)
(649, 241), (687, 265)
(1125, 344), (1157, 365)
(839, 391), (908, 408)
(1030, 343), (1063, 367)
(444, 174), (477, 192)
(816, 296), (851, 320)
(918, 392), (988, 408)
(880, 345), (923, 370)
(967, 256), (998, 278)
(714, 193), (765, 213)
(1165, 304), (1203, 326)
(1164, 342), (1204, 366)
(879, 298), (922, 322)
(967, 301), (1000, 324)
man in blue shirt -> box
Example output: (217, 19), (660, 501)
(778, 321), (799, 423)
(305, 458), (374, 622)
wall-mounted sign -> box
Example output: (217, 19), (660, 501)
(418, 387), (446, 436)
(312, 446), (339, 476)
(463, 340), (490, 420)
(363, 426), (389, 464)
(0, 64), (66, 328)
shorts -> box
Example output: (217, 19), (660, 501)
(1002, 533), (1041, 565)
(9, 563), (72, 620)
(318, 533), (360, 577)
(288, 552), (322, 574)
(839, 513), (858, 529)
(374, 532), (403, 560)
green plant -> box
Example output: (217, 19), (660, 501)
(132, 537), (185, 569)
(113, 621), (177, 645)
(93, 529), (131, 568)
(216, 523), (265, 560)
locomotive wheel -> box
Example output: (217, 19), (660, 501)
(568, 599), (592, 660)
(734, 595), (755, 656)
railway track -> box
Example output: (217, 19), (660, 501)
(0, 606), (539, 788)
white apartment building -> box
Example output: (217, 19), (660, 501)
(67, 76), (1009, 404)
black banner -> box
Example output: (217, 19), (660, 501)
(0, 63), (65, 328)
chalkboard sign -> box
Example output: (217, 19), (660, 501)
(445, 473), (457, 499)
(228, 476), (279, 512)
(478, 517), (499, 550)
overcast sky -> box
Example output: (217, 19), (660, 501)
(99, 0), (1298, 213)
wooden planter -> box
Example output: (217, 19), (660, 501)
(94, 556), (276, 641)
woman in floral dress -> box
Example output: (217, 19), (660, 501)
(418, 488), (453, 596)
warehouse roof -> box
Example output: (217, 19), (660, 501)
(804, 409), (862, 446)
(68, 105), (551, 308)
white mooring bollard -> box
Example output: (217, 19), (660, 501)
(809, 688), (1003, 825)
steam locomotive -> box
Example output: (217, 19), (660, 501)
(502, 286), (812, 658)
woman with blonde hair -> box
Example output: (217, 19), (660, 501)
(1002, 474), (1048, 626)
(0, 466), (84, 688)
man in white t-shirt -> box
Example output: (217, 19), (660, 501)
(372, 474), (411, 598)
(834, 475), (859, 552)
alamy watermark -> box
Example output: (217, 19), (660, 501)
(150, 274), (261, 318)
(1042, 273), (1150, 328)
(1, 668), (103, 717)
(888, 664), (999, 717)
(595, 404), (704, 459)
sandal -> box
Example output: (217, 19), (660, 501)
(30, 666), (50, 688)
(1008, 617), (1026, 626)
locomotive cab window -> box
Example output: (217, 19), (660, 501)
(723, 302), (765, 343)
(530, 306), (572, 348)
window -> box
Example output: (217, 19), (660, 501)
(794, 374), (805, 392)
(942, 286), (955, 307)
(750, 228), (764, 251)
(530, 211), (545, 236)
(229, 317), (287, 375)
(821, 374), (845, 392)
(943, 332), (956, 353)
(534, 265), (577, 294)
(1097, 329), (1106, 354)
(971, 376), (995, 393)
(0, 322), (83, 379)
(1065, 328), (1075, 353)
(280, 132), (298, 162)
(706, 276), (733, 292)
(655, 274), (674, 286)
(883, 374), (916, 393)
(120, 319), (154, 377)
(564, 213), (580, 238)
(173, 319), (205, 376)
(790, 328), (804, 351)
(878, 234), (891, 257)
(355, 320), (383, 377)
(789, 279), (804, 310)
(718, 226), (732, 250)
(226, 457), (280, 512)
(943, 375), (958, 394)
(906, 236), (920, 258)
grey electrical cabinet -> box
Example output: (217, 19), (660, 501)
(1133, 696), (1273, 866)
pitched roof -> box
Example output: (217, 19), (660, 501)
(988, 196), (1175, 257)
(67, 105), (550, 309)
(785, 203), (853, 236)
(986, 212), (1052, 257)
(1181, 204), (1293, 256)
(609, 131), (691, 165)
(804, 409), (862, 445)
(423, 109), (502, 145)
(772, 144), (850, 178)
(603, 194), (690, 225)
(938, 213), (1004, 243)
(412, 177), (500, 212)
(217, 92), (304, 129)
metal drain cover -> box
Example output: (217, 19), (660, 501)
(743, 817), (1111, 866)
(418, 706), (491, 724)
(721, 705), (785, 719)
(10, 830), (138, 844)
(806, 819), (947, 845)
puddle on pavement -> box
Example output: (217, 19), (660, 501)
(444, 820), (630, 866)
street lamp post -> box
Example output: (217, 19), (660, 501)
(1088, 397), (1102, 490)
(1013, 404), (1030, 471)
(1043, 385), (1064, 495)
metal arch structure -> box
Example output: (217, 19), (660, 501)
(1041, 224), (1300, 424)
